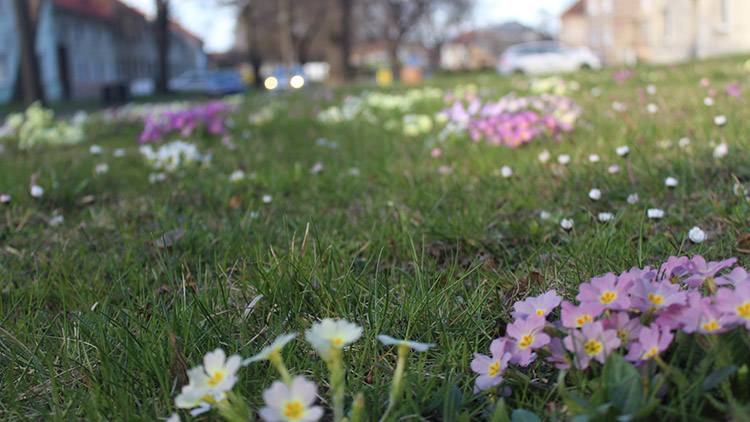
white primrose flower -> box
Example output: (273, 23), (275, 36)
(704, 97), (714, 106)
(688, 226), (707, 243)
(588, 189), (602, 201)
(501, 166), (513, 178)
(664, 177), (678, 188)
(175, 349), (242, 415)
(538, 149), (551, 163)
(30, 185), (44, 198)
(646, 85), (657, 95)
(678, 137), (690, 148)
(560, 218), (574, 230)
(49, 215), (64, 227)
(310, 162), (324, 175)
(259, 376), (323, 422)
(627, 193), (640, 205)
(540, 210), (551, 220)
(377, 335), (435, 352)
(713, 143), (728, 159)
(616, 146), (630, 157)
(608, 165), (620, 174)
(0, 194), (10, 203)
(714, 115), (727, 126)
(647, 103), (658, 114)
(113, 148), (126, 157)
(230, 170), (246, 183)
(244, 333), (297, 365)
(348, 167), (360, 176)
(647, 208), (665, 219)
(588, 154), (600, 163)
(95, 163), (109, 174)
(262, 195), (273, 204)
(305, 319), (362, 361)
(597, 212), (614, 222)
(557, 154), (571, 165)
(89, 145), (103, 155)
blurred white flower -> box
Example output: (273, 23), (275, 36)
(310, 162), (324, 174)
(148, 172), (167, 184)
(377, 335), (435, 352)
(305, 318), (362, 361)
(704, 97), (714, 106)
(678, 137), (690, 148)
(591, 87), (602, 96)
(49, 215), (64, 227)
(688, 226), (706, 243)
(612, 101), (626, 111)
(714, 115), (727, 126)
(713, 143), (728, 158)
(665, 177), (678, 188)
(616, 146), (630, 157)
(588, 154), (600, 163)
(647, 103), (658, 114)
(89, 145), (103, 155)
(627, 193), (640, 204)
(647, 208), (665, 219)
(597, 212), (614, 222)
(348, 167), (360, 176)
(230, 170), (246, 183)
(540, 210), (551, 220)
(557, 154), (570, 165)
(0, 194), (10, 203)
(538, 149), (551, 163)
(560, 218), (574, 230)
(113, 148), (126, 157)
(646, 85), (657, 95)
(30, 185), (44, 198)
(608, 165), (620, 174)
(262, 195), (273, 204)
(588, 189), (602, 201)
(95, 163), (109, 174)
(501, 165), (513, 178)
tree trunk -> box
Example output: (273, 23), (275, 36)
(278, 0), (295, 65)
(388, 38), (400, 81)
(12, 0), (44, 106)
(339, 0), (353, 81)
(155, 0), (170, 94)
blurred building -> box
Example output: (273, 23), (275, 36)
(0, 0), (208, 104)
(560, 0), (750, 65)
(440, 22), (546, 70)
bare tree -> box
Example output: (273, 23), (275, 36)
(154, 0), (170, 94)
(12, 0), (44, 105)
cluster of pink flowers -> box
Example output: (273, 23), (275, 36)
(138, 100), (236, 143)
(441, 94), (579, 148)
(472, 255), (750, 392)
(613, 69), (636, 84)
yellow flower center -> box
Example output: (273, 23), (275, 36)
(283, 400), (305, 419)
(648, 293), (663, 306)
(536, 309), (546, 317)
(575, 314), (593, 327)
(488, 360), (501, 377)
(616, 330), (628, 343)
(331, 337), (343, 346)
(737, 302), (750, 319)
(207, 370), (225, 387)
(583, 340), (603, 356)
(643, 347), (660, 359)
(600, 291), (617, 304)
(701, 320), (721, 332)
(519, 334), (534, 349)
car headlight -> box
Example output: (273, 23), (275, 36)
(290, 75), (305, 89)
(264, 77), (279, 90)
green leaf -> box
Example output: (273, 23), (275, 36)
(611, 375), (644, 416)
(442, 385), (463, 420)
(702, 365), (738, 392)
(510, 409), (542, 422)
(490, 398), (510, 422)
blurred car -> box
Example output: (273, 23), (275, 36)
(263, 64), (306, 91)
(497, 42), (602, 75)
(169, 70), (246, 95)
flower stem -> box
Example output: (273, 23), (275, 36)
(269, 351), (293, 386)
(379, 345), (409, 422)
(330, 349), (346, 422)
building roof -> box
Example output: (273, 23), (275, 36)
(561, 0), (585, 18)
(53, 0), (114, 20)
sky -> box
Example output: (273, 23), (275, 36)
(120, 0), (578, 53)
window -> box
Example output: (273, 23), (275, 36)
(719, 0), (730, 31)
(603, 24), (614, 46)
(0, 53), (8, 82)
(663, 9), (673, 45)
(602, 0), (613, 14)
(588, 0), (599, 16)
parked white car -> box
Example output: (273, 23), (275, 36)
(497, 42), (602, 75)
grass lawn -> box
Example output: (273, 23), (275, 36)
(2, 56), (750, 421)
